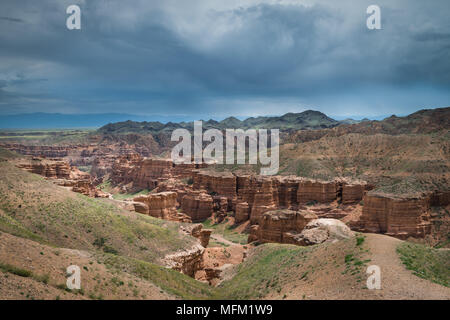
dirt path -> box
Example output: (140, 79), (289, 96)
(210, 234), (237, 247)
(364, 233), (450, 299)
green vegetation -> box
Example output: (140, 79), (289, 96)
(0, 262), (51, 286)
(356, 236), (365, 246)
(397, 242), (450, 287)
(113, 189), (150, 200)
(101, 254), (216, 299)
(0, 262), (33, 277)
(216, 243), (312, 299)
(202, 217), (247, 245)
(0, 148), (20, 161)
(98, 179), (150, 200)
(0, 161), (195, 263)
(0, 129), (92, 144)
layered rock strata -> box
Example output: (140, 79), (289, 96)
(132, 191), (192, 222)
(357, 193), (432, 239)
(180, 192), (214, 222)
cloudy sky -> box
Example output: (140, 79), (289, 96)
(0, 0), (449, 120)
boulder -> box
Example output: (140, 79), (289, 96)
(299, 218), (354, 244)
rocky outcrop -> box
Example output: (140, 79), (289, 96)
(110, 155), (206, 192)
(17, 158), (73, 179)
(235, 202), (250, 223)
(187, 171), (368, 224)
(132, 191), (192, 222)
(249, 177), (278, 224)
(2, 144), (70, 158)
(180, 224), (212, 248)
(298, 218), (355, 245)
(195, 246), (247, 286)
(429, 190), (450, 207)
(341, 184), (364, 204)
(180, 192), (214, 222)
(249, 209), (318, 244)
(162, 244), (205, 277)
(193, 171), (237, 199)
(249, 212), (354, 246)
(297, 180), (338, 204)
(357, 193), (432, 239)
(70, 179), (109, 198)
(16, 157), (108, 198)
(276, 177), (300, 208)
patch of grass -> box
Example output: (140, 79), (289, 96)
(0, 262), (32, 277)
(397, 242), (449, 287)
(113, 189), (150, 201)
(202, 218), (247, 245)
(0, 161), (196, 263)
(216, 243), (313, 299)
(101, 253), (216, 299)
(356, 236), (365, 246)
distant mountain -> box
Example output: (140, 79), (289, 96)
(97, 110), (340, 134)
(0, 113), (197, 129)
(338, 118), (361, 125)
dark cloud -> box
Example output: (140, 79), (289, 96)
(0, 0), (449, 119)
(0, 16), (24, 23)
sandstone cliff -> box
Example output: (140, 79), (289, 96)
(357, 193), (432, 239)
(133, 191), (192, 222)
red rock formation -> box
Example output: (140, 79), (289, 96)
(249, 209), (318, 244)
(189, 171), (367, 224)
(17, 158), (73, 179)
(342, 183), (366, 204)
(235, 202), (250, 223)
(193, 170), (237, 199)
(249, 177), (278, 224)
(133, 191), (192, 222)
(110, 155), (207, 193)
(195, 245), (247, 286)
(429, 190), (450, 206)
(163, 244), (205, 277)
(180, 224), (212, 248)
(16, 157), (108, 198)
(180, 191), (214, 222)
(277, 177), (300, 209)
(358, 193), (432, 239)
(297, 180), (338, 204)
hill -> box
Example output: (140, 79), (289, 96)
(97, 110), (340, 134)
(0, 154), (448, 299)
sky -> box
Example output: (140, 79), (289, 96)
(0, 0), (449, 120)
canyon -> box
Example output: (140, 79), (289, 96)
(16, 157), (108, 198)
(12, 151), (446, 243)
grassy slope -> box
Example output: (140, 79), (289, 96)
(0, 151), (215, 299)
(0, 160), (196, 263)
(216, 236), (371, 299)
(397, 242), (450, 287)
(202, 217), (248, 245)
(278, 131), (450, 194)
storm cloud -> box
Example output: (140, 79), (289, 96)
(0, 0), (449, 119)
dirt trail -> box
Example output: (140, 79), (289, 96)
(210, 234), (237, 247)
(364, 233), (450, 299)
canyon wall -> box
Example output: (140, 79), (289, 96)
(16, 158), (108, 198)
(132, 191), (193, 222)
(249, 209), (318, 244)
(180, 192), (214, 222)
(357, 194), (432, 239)
(111, 155), (206, 192)
(249, 210), (354, 246)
